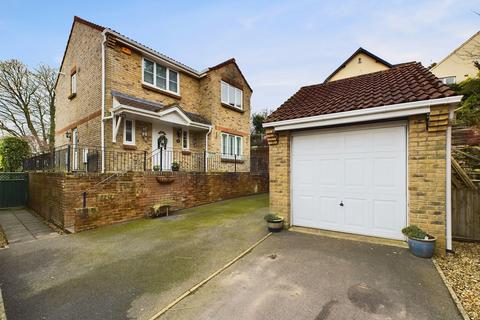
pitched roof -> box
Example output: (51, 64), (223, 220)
(111, 91), (211, 125)
(431, 31), (480, 71)
(265, 62), (456, 123)
(324, 47), (393, 83)
(56, 17), (252, 90)
(206, 58), (253, 92)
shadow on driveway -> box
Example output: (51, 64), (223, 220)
(161, 231), (462, 320)
(0, 194), (269, 320)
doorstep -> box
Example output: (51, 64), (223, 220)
(289, 226), (408, 249)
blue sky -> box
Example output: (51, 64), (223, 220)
(0, 0), (478, 112)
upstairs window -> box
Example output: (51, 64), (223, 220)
(221, 81), (243, 110)
(70, 67), (77, 98)
(143, 58), (180, 94)
(221, 133), (242, 158)
(439, 76), (456, 85)
(123, 119), (135, 145)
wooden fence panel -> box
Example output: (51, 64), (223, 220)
(452, 187), (480, 241)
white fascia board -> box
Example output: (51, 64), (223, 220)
(264, 95), (463, 131)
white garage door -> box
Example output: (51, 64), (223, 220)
(291, 123), (407, 240)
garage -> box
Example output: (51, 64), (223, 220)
(264, 60), (463, 253)
(291, 123), (407, 240)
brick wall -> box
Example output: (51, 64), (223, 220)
(408, 105), (449, 254)
(55, 22), (103, 147)
(28, 171), (268, 232)
(267, 130), (291, 222)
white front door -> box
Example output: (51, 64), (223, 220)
(152, 123), (173, 170)
(291, 123), (407, 240)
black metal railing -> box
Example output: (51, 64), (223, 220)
(23, 144), (268, 174)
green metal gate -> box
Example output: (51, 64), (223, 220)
(0, 173), (28, 208)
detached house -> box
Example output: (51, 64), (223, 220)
(264, 48), (462, 254)
(431, 31), (480, 84)
(54, 16), (252, 173)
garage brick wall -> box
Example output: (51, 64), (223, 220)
(267, 106), (450, 255)
(408, 105), (449, 254)
(268, 130), (291, 221)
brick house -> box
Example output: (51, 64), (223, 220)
(54, 16), (252, 173)
(264, 49), (462, 254)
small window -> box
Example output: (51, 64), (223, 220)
(182, 129), (189, 150)
(71, 72), (77, 95)
(440, 76), (456, 85)
(221, 81), (243, 110)
(221, 133), (242, 158)
(142, 58), (180, 94)
(123, 119), (135, 145)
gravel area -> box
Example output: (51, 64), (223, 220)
(437, 242), (480, 320)
(0, 225), (7, 248)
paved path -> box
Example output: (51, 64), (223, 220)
(0, 209), (57, 245)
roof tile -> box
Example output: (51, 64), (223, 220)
(265, 62), (456, 123)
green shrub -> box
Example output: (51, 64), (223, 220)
(264, 213), (283, 222)
(402, 225), (428, 239)
(0, 137), (30, 172)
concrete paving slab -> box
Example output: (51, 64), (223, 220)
(0, 209), (57, 245)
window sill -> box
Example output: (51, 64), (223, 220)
(181, 150), (191, 155)
(142, 83), (181, 99)
(221, 156), (244, 163)
(122, 144), (137, 150)
(221, 102), (244, 113)
(68, 93), (77, 100)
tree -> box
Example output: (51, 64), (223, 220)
(453, 76), (480, 127)
(0, 59), (56, 152)
(0, 136), (30, 171)
(251, 109), (272, 134)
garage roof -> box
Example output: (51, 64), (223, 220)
(265, 62), (455, 123)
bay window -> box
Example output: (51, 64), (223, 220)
(221, 81), (243, 110)
(221, 133), (243, 159)
(143, 58), (180, 94)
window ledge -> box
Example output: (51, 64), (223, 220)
(68, 93), (77, 100)
(221, 103), (245, 113)
(122, 144), (137, 150)
(221, 156), (244, 163)
(142, 83), (181, 99)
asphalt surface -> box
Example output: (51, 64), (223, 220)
(0, 194), (269, 320)
(161, 231), (462, 320)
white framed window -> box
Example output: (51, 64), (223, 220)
(221, 81), (243, 110)
(123, 119), (135, 145)
(71, 72), (77, 95)
(221, 133), (243, 158)
(142, 58), (180, 94)
(182, 129), (189, 150)
(439, 76), (456, 85)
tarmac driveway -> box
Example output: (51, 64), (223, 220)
(161, 231), (462, 320)
(0, 194), (269, 320)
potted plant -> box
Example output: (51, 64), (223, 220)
(171, 162), (180, 171)
(153, 165), (160, 171)
(402, 225), (436, 258)
(264, 213), (284, 232)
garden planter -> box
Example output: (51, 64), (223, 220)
(267, 219), (284, 232)
(407, 236), (436, 258)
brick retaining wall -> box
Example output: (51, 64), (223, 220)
(28, 172), (268, 232)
